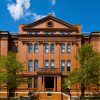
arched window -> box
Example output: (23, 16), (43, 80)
(44, 44), (49, 53)
(34, 43), (38, 53)
(67, 43), (71, 53)
(28, 43), (33, 53)
(61, 44), (65, 53)
(50, 43), (54, 53)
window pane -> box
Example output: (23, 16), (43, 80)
(45, 60), (49, 68)
(51, 32), (54, 35)
(28, 32), (32, 34)
(34, 43), (38, 53)
(29, 44), (33, 53)
(34, 77), (38, 88)
(61, 60), (65, 71)
(45, 32), (48, 35)
(67, 44), (71, 53)
(34, 60), (38, 71)
(61, 44), (65, 53)
(51, 44), (54, 53)
(35, 32), (38, 35)
(61, 32), (65, 35)
(61, 60), (65, 66)
(28, 78), (32, 88)
(67, 60), (71, 71)
(68, 32), (70, 36)
(45, 44), (49, 53)
(50, 60), (54, 68)
(28, 60), (32, 71)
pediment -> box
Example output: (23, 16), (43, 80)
(22, 15), (78, 31)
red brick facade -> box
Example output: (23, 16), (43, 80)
(0, 14), (100, 99)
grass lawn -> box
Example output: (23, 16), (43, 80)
(0, 97), (19, 100)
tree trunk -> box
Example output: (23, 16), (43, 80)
(8, 88), (15, 97)
(88, 84), (91, 100)
(81, 84), (85, 97)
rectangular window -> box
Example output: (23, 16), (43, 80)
(67, 44), (71, 53)
(34, 77), (38, 88)
(29, 44), (33, 53)
(34, 60), (38, 71)
(34, 44), (38, 53)
(50, 44), (54, 53)
(45, 44), (49, 53)
(28, 60), (32, 72)
(61, 60), (65, 71)
(67, 60), (71, 71)
(28, 78), (32, 88)
(61, 44), (65, 53)
(61, 77), (65, 86)
(45, 60), (49, 68)
(50, 60), (55, 69)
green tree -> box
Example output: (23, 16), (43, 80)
(0, 52), (24, 97)
(63, 43), (100, 99)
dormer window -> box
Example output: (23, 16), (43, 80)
(45, 32), (49, 35)
(51, 32), (54, 35)
(35, 32), (38, 35)
(28, 32), (32, 34)
(61, 32), (65, 35)
(68, 32), (70, 36)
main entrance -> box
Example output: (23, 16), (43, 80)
(45, 77), (54, 89)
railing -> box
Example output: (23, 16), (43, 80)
(61, 88), (71, 96)
(37, 68), (62, 75)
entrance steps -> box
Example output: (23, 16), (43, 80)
(32, 92), (70, 100)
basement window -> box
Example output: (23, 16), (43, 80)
(47, 93), (52, 96)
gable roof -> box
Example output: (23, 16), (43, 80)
(22, 14), (78, 32)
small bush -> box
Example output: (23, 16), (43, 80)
(80, 96), (100, 100)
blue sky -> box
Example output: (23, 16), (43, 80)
(0, 0), (100, 33)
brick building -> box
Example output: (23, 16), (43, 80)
(0, 14), (100, 99)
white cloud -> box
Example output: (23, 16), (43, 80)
(7, 0), (56, 21)
(7, 0), (31, 20)
(7, 0), (46, 21)
(51, 0), (56, 6)
(32, 13), (46, 21)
